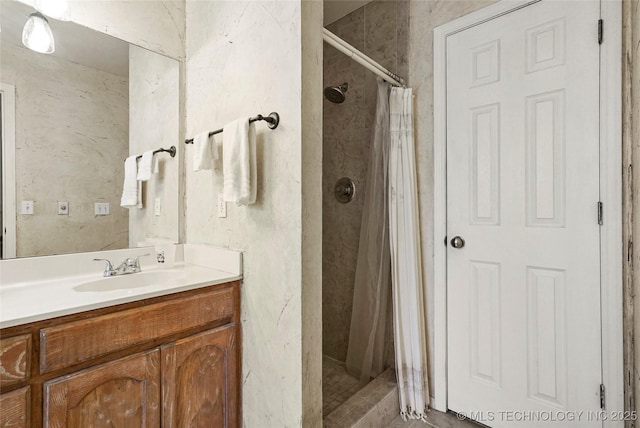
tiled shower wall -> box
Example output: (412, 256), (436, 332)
(322, 0), (408, 363)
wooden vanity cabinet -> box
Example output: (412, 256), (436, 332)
(0, 281), (241, 428)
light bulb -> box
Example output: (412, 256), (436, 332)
(34, 0), (70, 21)
(22, 12), (55, 54)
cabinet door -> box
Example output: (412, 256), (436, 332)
(0, 386), (30, 427)
(162, 325), (238, 428)
(43, 349), (160, 428)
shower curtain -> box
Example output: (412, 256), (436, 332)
(345, 79), (392, 382)
(389, 87), (430, 420)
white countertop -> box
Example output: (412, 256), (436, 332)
(0, 244), (242, 329)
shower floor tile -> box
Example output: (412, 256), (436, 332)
(323, 354), (367, 417)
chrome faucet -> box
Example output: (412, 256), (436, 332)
(93, 254), (150, 277)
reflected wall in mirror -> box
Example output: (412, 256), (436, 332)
(0, 0), (180, 259)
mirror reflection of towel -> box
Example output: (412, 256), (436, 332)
(120, 156), (138, 208)
(137, 150), (155, 181)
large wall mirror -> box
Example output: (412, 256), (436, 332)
(0, 0), (180, 259)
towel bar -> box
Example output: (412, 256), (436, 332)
(132, 146), (176, 161)
(185, 112), (280, 144)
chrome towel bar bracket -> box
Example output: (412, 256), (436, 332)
(136, 146), (176, 161)
(125, 146), (176, 162)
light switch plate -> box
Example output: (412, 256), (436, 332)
(57, 201), (69, 215)
(217, 194), (227, 218)
(154, 198), (161, 216)
(95, 202), (110, 215)
(21, 200), (34, 215)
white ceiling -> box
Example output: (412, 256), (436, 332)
(324, 0), (373, 25)
(0, 1), (129, 77)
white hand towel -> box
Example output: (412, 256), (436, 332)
(193, 131), (218, 171)
(120, 156), (138, 208)
(211, 136), (220, 169)
(137, 150), (154, 181)
(223, 118), (256, 205)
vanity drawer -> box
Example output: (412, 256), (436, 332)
(39, 286), (235, 373)
(0, 334), (32, 387)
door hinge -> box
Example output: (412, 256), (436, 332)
(598, 19), (603, 44)
(600, 383), (606, 409)
(598, 202), (603, 225)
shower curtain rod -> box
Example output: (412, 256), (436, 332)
(322, 28), (406, 88)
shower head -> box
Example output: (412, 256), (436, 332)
(324, 82), (349, 104)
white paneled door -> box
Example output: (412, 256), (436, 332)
(446, 1), (602, 427)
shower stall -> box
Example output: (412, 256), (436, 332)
(322, 1), (409, 425)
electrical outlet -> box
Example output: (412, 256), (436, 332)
(57, 201), (69, 215)
(154, 198), (161, 216)
(21, 200), (34, 215)
(95, 202), (110, 215)
(217, 194), (227, 218)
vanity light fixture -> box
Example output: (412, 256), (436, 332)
(21, 12), (55, 54)
(34, 0), (70, 21)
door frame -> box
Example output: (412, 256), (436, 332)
(432, 0), (623, 422)
(1, 82), (16, 259)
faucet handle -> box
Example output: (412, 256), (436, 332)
(93, 258), (113, 269)
(129, 253), (151, 269)
(93, 258), (114, 276)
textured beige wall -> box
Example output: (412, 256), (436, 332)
(128, 45), (180, 247)
(301, 2), (323, 425)
(623, 0), (640, 421)
(184, 0), (322, 425)
(323, 0), (408, 363)
(2, 42), (129, 257)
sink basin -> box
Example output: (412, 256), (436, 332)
(73, 270), (186, 292)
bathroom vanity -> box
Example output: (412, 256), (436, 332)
(0, 245), (242, 427)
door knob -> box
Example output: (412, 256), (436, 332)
(451, 236), (465, 249)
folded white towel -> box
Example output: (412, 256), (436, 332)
(223, 118), (256, 205)
(193, 131), (218, 171)
(120, 156), (138, 208)
(137, 150), (154, 181)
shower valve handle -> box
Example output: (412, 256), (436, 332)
(334, 178), (356, 204)
(337, 184), (352, 196)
